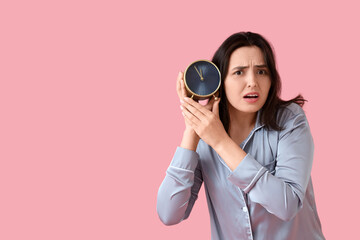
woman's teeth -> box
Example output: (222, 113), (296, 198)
(244, 95), (258, 98)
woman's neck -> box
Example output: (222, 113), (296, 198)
(227, 105), (257, 140)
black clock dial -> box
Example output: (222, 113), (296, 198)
(184, 60), (221, 99)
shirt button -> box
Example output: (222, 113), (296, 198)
(242, 207), (248, 212)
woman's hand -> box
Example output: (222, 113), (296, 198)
(180, 95), (228, 150)
(176, 72), (216, 132)
(176, 72), (193, 133)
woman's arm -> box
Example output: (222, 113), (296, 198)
(180, 129), (200, 151)
(225, 111), (314, 221)
(157, 131), (203, 225)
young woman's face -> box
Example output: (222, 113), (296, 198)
(224, 46), (271, 114)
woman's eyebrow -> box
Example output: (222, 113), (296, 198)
(231, 64), (267, 71)
(231, 66), (249, 71)
(255, 64), (268, 68)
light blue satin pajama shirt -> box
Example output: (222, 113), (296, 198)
(157, 103), (325, 240)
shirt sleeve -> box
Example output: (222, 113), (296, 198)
(227, 110), (314, 221)
(157, 146), (203, 225)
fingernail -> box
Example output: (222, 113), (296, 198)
(180, 99), (184, 104)
(180, 105), (183, 110)
(184, 97), (189, 101)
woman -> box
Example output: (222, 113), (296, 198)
(157, 32), (325, 240)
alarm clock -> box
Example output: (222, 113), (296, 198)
(183, 60), (221, 100)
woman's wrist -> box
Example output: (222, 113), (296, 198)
(180, 129), (200, 151)
(213, 135), (247, 171)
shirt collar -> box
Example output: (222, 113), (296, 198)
(254, 108), (265, 131)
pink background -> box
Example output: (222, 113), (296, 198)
(1, 0), (359, 239)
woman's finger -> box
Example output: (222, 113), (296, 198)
(179, 73), (188, 99)
(176, 72), (182, 99)
(209, 94), (220, 110)
(204, 96), (215, 111)
(212, 97), (221, 116)
(183, 102), (206, 122)
(183, 112), (197, 129)
(183, 97), (210, 116)
(181, 104), (201, 126)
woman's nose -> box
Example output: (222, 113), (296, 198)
(246, 72), (257, 88)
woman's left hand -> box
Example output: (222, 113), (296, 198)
(180, 97), (229, 149)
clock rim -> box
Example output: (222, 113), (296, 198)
(183, 59), (221, 98)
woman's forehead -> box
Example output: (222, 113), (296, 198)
(229, 46), (265, 66)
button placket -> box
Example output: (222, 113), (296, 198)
(236, 187), (253, 240)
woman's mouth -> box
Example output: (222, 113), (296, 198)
(243, 92), (259, 103)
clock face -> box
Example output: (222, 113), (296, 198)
(184, 60), (221, 99)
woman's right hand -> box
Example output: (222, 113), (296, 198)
(177, 71), (219, 150)
(177, 71), (200, 149)
(176, 72), (194, 133)
(176, 71), (217, 133)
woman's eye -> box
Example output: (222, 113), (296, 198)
(257, 69), (267, 75)
(234, 71), (243, 75)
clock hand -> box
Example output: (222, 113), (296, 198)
(200, 68), (204, 80)
(194, 66), (201, 77)
(194, 65), (204, 81)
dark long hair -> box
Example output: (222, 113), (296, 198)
(212, 32), (306, 132)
